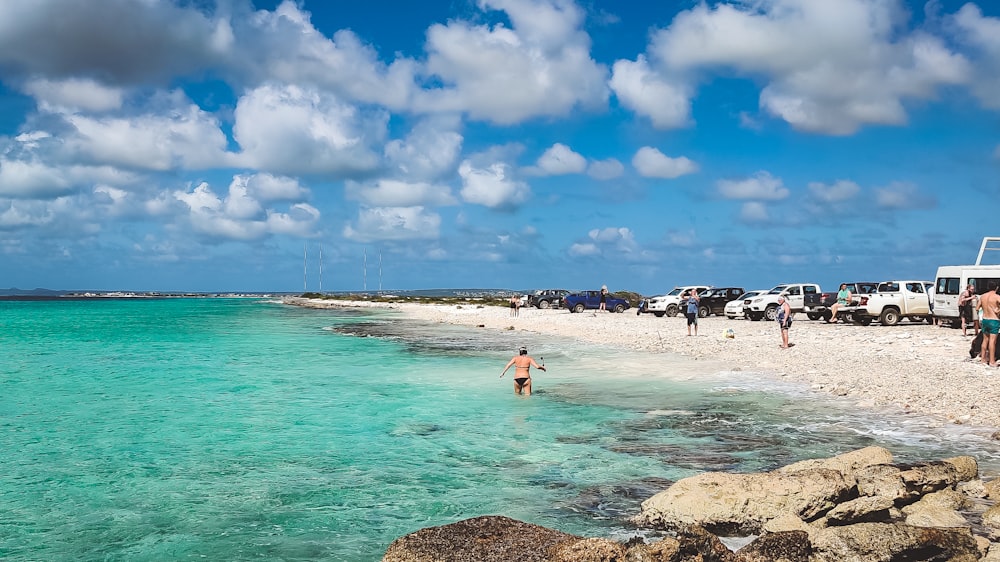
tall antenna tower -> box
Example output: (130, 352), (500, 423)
(303, 243), (307, 292)
(363, 248), (367, 292)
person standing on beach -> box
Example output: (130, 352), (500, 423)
(684, 290), (700, 336)
(776, 296), (793, 348)
(500, 346), (546, 396)
(509, 295), (519, 318)
(599, 285), (608, 312)
(980, 282), (1000, 367)
(959, 284), (975, 335)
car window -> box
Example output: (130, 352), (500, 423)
(667, 288), (683, 296)
(879, 282), (900, 292)
(970, 278), (1000, 295)
(768, 286), (786, 295)
(906, 282), (924, 293)
(786, 286), (801, 295)
(937, 278), (959, 295)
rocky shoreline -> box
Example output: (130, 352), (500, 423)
(281, 297), (1000, 560)
(383, 447), (1000, 561)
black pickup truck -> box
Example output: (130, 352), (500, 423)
(803, 282), (878, 321)
(690, 287), (745, 317)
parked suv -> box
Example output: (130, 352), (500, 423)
(646, 285), (711, 317)
(693, 287), (745, 317)
(528, 289), (569, 309)
(746, 283), (822, 321)
(564, 290), (631, 313)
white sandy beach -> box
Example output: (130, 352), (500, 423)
(285, 297), (1000, 430)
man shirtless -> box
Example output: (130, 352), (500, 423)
(980, 282), (1000, 367)
(500, 346), (546, 396)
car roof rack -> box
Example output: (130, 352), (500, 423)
(976, 237), (1000, 266)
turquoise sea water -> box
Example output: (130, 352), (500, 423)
(3, 298), (1000, 561)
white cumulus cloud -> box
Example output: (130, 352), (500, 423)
(609, 55), (692, 129)
(633, 0), (972, 135)
(22, 77), (124, 112)
(415, 0), (608, 124)
(718, 171), (788, 200)
(526, 143), (587, 176)
(345, 179), (456, 207)
(632, 146), (698, 178)
(808, 180), (861, 203)
(458, 161), (530, 209)
(232, 84), (386, 177)
(343, 206), (441, 242)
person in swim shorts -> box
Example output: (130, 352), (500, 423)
(980, 282), (1000, 367)
(500, 346), (546, 395)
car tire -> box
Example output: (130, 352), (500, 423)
(764, 304), (778, 322)
(879, 308), (900, 326)
(538, 300), (550, 310)
(653, 311), (664, 318)
(806, 312), (821, 321)
(698, 305), (710, 318)
(614, 303), (626, 313)
(665, 304), (679, 317)
(574, 303), (586, 313)
(748, 312), (763, 321)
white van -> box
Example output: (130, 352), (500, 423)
(933, 237), (1000, 326)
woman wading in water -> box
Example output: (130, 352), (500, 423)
(500, 346), (546, 396)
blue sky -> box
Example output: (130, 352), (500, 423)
(2, 0), (1000, 294)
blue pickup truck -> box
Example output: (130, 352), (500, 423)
(564, 290), (631, 313)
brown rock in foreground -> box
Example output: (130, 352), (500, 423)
(381, 515), (581, 562)
(382, 448), (1000, 561)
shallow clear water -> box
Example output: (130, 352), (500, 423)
(2, 298), (999, 561)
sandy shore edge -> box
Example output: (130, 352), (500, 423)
(284, 297), (1000, 431)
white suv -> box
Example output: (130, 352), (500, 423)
(645, 285), (711, 317)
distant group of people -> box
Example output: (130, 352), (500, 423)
(679, 288), (793, 346)
(509, 294), (521, 317)
(500, 281), (1000, 398)
(965, 281), (1000, 367)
